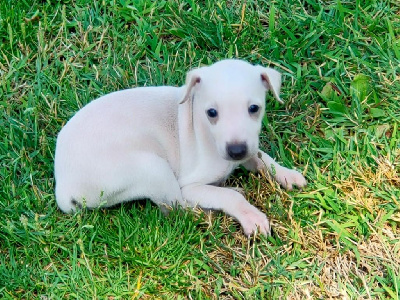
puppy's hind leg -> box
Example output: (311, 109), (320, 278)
(112, 153), (184, 214)
(55, 153), (183, 213)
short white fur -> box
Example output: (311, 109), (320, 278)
(54, 59), (307, 236)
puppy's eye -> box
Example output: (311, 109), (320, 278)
(248, 105), (260, 114)
(206, 108), (218, 118)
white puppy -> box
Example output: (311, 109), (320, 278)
(54, 59), (306, 236)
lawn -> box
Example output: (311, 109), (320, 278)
(0, 0), (399, 298)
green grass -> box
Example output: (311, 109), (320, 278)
(1, 0), (399, 298)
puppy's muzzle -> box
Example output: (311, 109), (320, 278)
(226, 143), (248, 160)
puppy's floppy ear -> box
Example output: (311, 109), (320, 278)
(259, 67), (284, 104)
(180, 70), (201, 104)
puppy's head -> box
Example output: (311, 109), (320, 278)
(180, 59), (282, 162)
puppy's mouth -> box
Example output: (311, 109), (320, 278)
(224, 155), (250, 162)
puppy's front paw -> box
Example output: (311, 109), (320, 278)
(274, 166), (307, 190)
(235, 203), (271, 236)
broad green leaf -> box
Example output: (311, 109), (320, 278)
(320, 82), (336, 101)
(350, 74), (371, 102)
(370, 107), (386, 118)
(327, 101), (347, 114)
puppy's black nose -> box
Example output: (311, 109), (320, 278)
(226, 143), (247, 160)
